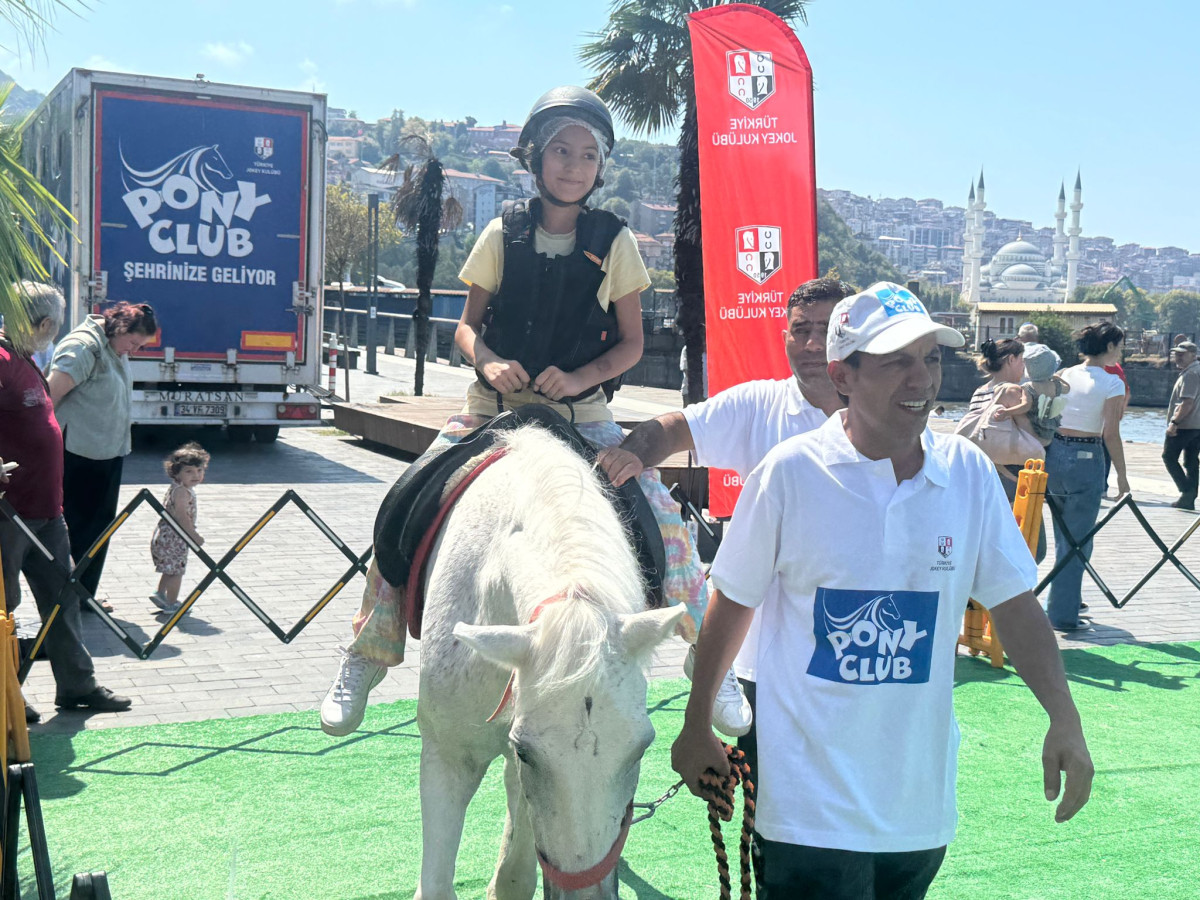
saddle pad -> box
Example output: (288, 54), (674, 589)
(372, 404), (667, 624)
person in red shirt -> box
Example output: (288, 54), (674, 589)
(1, 282), (132, 720)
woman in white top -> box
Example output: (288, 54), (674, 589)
(1045, 322), (1128, 631)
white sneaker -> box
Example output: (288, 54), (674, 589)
(320, 647), (386, 736)
(684, 645), (753, 738)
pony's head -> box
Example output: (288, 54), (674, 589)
(455, 603), (683, 898)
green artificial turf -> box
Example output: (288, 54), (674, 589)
(13, 642), (1200, 899)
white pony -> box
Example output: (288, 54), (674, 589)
(414, 425), (684, 900)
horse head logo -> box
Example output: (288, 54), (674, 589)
(120, 143), (235, 194)
(824, 593), (904, 637)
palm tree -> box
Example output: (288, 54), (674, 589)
(0, 0), (85, 336)
(581, 0), (808, 403)
(0, 82), (72, 339)
(383, 136), (462, 396)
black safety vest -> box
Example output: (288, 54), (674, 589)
(480, 198), (627, 401)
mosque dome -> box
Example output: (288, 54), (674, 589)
(1002, 263), (1041, 278)
(994, 239), (1043, 259)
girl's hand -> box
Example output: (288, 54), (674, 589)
(533, 366), (586, 402)
(1117, 475), (1131, 497)
(480, 358), (530, 394)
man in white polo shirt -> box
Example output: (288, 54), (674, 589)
(673, 283), (1093, 898)
(599, 277), (851, 737)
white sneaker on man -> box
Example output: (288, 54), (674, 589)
(320, 647), (386, 736)
(684, 644), (753, 738)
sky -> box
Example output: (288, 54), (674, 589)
(3, 0), (1197, 251)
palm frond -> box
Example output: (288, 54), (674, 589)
(0, 81), (74, 341)
(0, 0), (88, 56)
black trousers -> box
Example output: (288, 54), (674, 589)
(1163, 429), (1200, 498)
(757, 839), (947, 900)
(737, 678), (767, 897)
(0, 515), (97, 697)
(61, 451), (124, 598)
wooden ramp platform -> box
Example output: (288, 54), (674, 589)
(332, 397), (709, 506)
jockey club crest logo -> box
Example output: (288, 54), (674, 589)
(938, 536), (953, 558)
(736, 225), (782, 285)
(254, 137), (274, 160)
(727, 49), (776, 110)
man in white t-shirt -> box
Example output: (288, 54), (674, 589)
(673, 283), (1093, 899)
(599, 276), (851, 728)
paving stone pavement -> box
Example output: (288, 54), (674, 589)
(13, 352), (1198, 733)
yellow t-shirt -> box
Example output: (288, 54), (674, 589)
(457, 214), (651, 423)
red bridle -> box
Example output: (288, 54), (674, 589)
(537, 801), (633, 893)
(485, 589), (631, 892)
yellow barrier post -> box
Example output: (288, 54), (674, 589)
(958, 459), (1047, 667)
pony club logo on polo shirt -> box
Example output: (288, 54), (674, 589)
(809, 588), (937, 685)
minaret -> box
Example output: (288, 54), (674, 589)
(969, 170), (987, 303)
(961, 183), (976, 303)
(1052, 181), (1067, 298)
(1065, 170), (1083, 300)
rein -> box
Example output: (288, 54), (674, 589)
(697, 745), (756, 900)
(405, 447), (510, 638)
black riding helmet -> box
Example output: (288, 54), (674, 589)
(511, 86), (616, 206)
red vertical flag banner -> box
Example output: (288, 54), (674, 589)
(688, 4), (817, 516)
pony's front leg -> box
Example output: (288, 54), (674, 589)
(414, 740), (490, 900)
(488, 751), (537, 900)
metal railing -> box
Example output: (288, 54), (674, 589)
(324, 306), (463, 365)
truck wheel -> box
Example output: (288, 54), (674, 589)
(227, 426), (253, 443)
(253, 425), (280, 443)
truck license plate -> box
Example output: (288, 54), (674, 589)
(174, 403), (227, 418)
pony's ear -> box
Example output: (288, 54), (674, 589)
(453, 622), (536, 669)
(618, 606), (686, 658)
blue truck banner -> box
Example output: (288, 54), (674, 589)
(94, 90), (310, 361)
(808, 587), (937, 685)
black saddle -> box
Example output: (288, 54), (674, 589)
(372, 404), (667, 607)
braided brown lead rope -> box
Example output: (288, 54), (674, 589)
(697, 744), (756, 900)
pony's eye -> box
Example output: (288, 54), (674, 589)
(514, 743), (534, 766)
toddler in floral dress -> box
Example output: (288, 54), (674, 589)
(148, 442), (209, 612)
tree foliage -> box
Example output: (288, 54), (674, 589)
(1027, 312), (1078, 365)
(325, 184), (370, 286)
(816, 199), (901, 290)
(1157, 291), (1200, 340)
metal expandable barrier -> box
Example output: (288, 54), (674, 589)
(0, 492), (371, 670)
(1038, 491), (1200, 609)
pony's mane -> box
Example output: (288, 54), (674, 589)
(494, 426), (645, 700)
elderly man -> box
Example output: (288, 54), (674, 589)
(674, 283), (1092, 899)
(1164, 341), (1200, 510)
(0, 283), (132, 719)
(1017, 322), (1039, 343)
